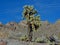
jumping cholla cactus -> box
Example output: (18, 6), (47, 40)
(19, 35), (28, 41)
(23, 5), (41, 41)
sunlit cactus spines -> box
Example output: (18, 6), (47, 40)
(23, 5), (37, 20)
(24, 5), (34, 11)
(23, 5), (41, 41)
(19, 35), (28, 41)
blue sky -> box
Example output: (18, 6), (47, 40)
(0, 0), (60, 24)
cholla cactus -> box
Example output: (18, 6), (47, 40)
(35, 37), (46, 43)
(20, 35), (28, 41)
(23, 5), (41, 41)
(35, 37), (42, 43)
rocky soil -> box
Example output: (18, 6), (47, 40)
(0, 20), (60, 45)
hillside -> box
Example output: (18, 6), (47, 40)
(0, 20), (60, 45)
